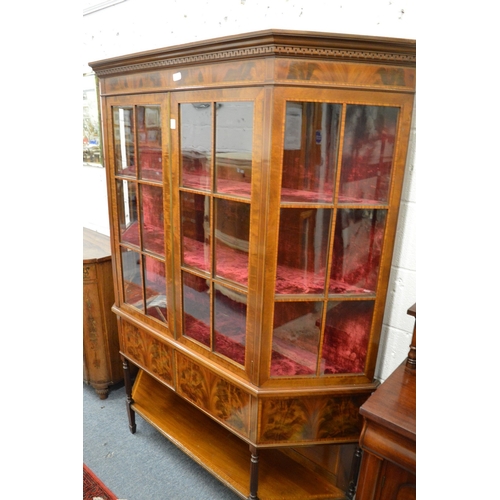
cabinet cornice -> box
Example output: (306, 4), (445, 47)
(90, 29), (416, 77)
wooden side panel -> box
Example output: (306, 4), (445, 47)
(355, 451), (382, 500)
(356, 456), (416, 500)
(83, 257), (123, 397)
(378, 461), (416, 500)
(96, 259), (123, 382)
(83, 263), (109, 382)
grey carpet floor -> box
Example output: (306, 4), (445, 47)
(83, 381), (241, 500)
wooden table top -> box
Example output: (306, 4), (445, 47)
(359, 360), (416, 443)
(83, 227), (111, 263)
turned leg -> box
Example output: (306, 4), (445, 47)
(248, 445), (259, 500)
(90, 382), (110, 400)
(122, 355), (136, 434)
(346, 446), (363, 500)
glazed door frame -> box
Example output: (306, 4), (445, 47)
(102, 93), (175, 338)
(169, 87), (267, 383)
(257, 86), (415, 388)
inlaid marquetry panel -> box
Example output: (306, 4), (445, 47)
(258, 392), (369, 445)
(176, 352), (252, 439)
(120, 321), (174, 386)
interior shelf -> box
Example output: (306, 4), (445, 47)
(131, 370), (346, 500)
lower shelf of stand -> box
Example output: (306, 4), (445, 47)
(131, 370), (346, 500)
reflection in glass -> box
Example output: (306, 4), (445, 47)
(320, 300), (374, 374)
(117, 180), (139, 246)
(113, 107), (136, 176)
(83, 74), (101, 165)
(138, 106), (162, 182)
(215, 199), (250, 285)
(281, 102), (341, 203)
(271, 301), (322, 377)
(329, 209), (387, 294)
(121, 247), (142, 307)
(275, 208), (332, 294)
(182, 272), (210, 347)
(180, 103), (212, 190)
(181, 192), (210, 272)
(339, 105), (399, 204)
(214, 285), (246, 365)
(215, 102), (253, 198)
(144, 255), (167, 323)
(141, 184), (164, 256)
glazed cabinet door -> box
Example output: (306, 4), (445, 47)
(104, 94), (174, 334)
(170, 88), (265, 379)
(260, 87), (414, 385)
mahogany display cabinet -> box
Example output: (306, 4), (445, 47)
(89, 29), (416, 500)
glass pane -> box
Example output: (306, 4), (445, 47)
(138, 105), (162, 182)
(320, 300), (374, 374)
(275, 208), (332, 294)
(144, 255), (167, 323)
(329, 209), (387, 294)
(281, 102), (341, 203)
(117, 179), (139, 246)
(270, 301), (322, 377)
(121, 247), (142, 307)
(214, 285), (246, 365)
(180, 102), (212, 190)
(113, 107), (136, 176)
(182, 272), (211, 347)
(339, 105), (399, 204)
(181, 192), (210, 272)
(215, 199), (250, 286)
(141, 184), (164, 256)
(215, 101), (253, 198)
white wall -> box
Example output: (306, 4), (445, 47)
(82, 0), (417, 382)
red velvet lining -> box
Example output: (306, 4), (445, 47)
(183, 313), (246, 365)
(183, 237), (249, 286)
(270, 350), (312, 376)
(183, 285), (247, 365)
(183, 236), (373, 295)
(329, 210), (386, 294)
(121, 222), (165, 256)
(321, 300), (374, 374)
